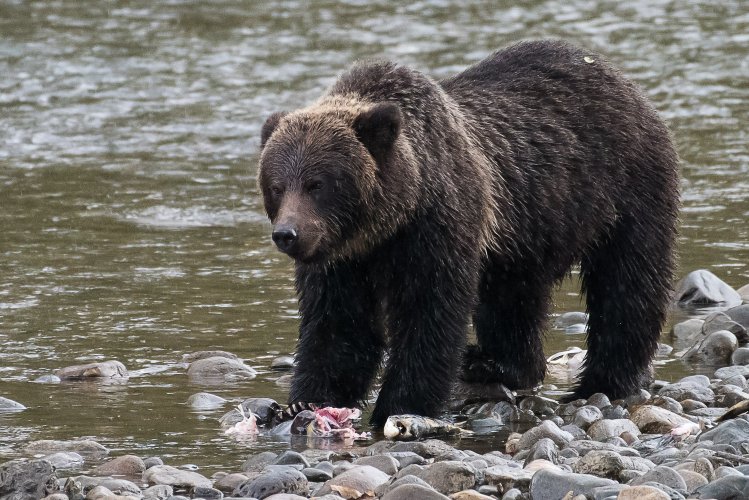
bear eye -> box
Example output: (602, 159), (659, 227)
(306, 180), (324, 193)
(270, 185), (284, 197)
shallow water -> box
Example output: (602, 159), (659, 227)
(1, 0), (748, 473)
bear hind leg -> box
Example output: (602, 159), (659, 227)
(462, 268), (549, 390)
(567, 214), (675, 401)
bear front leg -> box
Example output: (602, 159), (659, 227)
(288, 260), (385, 409)
(370, 242), (479, 427)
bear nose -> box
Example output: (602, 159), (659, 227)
(272, 226), (298, 254)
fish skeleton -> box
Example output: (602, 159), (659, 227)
(383, 414), (472, 440)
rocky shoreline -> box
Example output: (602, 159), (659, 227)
(3, 273), (749, 500)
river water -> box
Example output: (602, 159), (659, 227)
(1, 0), (748, 473)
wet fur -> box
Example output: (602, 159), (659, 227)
(258, 40), (679, 426)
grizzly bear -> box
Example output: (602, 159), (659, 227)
(258, 40), (679, 426)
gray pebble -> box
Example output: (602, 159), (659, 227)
(186, 392), (227, 410)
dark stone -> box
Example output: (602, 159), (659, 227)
(0, 460), (58, 500)
(191, 486), (223, 499)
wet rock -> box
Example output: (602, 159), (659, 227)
(0, 396), (26, 411)
(525, 438), (559, 465)
(242, 452), (278, 473)
(187, 356), (256, 380)
(672, 319), (705, 342)
(33, 375), (62, 384)
(234, 466), (308, 499)
(410, 461), (476, 495)
(316, 465), (389, 498)
(587, 419), (640, 441)
(658, 381), (715, 404)
(703, 312), (748, 342)
(376, 474), (431, 496)
(56, 360), (128, 380)
(352, 455), (399, 475)
(686, 330), (738, 365)
(618, 485), (671, 500)
(674, 270), (742, 308)
(572, 405), (603, 430)
(143, 465), (211, 489)
(692, 475), (749, 499)
(302, 467), (332, 482)
(270, 356), (294, 371)
(213, 473), (248, 493)
(43, 452), (84, 470)
(273, 451), (310, 468)
(516, 420), (573, 450)
(186, 392), (227, 410)
(629, 405), (694, 433)
(555, 312), (589, 328)
(385, 452), (426, 468)
(241, 398), (283, 426)
(587, 393), (612, 409)
(469, 417), (503, 433)
(528, 467), (616, 500)
(698, 418), (749, 446)
(85, 485), (119, 500)
(142, 484), (173, 500)
(738, 285), (749, 303)
(0, 459), (59, 499)
(519, 396), (559, 416)
(731, 347), (749, 365)
(630, 465), (687, 491)
(382, 484), (449, 500)
(91, 455), (145, 477)
(25, 440), (109, 457)
(572, 450), (653, 480)
(726, 304), (749, 328)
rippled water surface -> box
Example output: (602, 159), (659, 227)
(1, 0), (748, 472)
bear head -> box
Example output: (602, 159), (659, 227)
(258, 98), (402, 264)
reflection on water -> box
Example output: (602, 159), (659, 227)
(1, 0), (748, 472)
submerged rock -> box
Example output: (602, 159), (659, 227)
(0, 396), (26, 411)
(186, 392), (227, 410)
(56, 360), (128, 380)
(187, 356), (257, 381)
(24, 440), (109, 457)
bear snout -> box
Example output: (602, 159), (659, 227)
(272, 225), (298, 254)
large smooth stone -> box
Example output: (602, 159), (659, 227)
(674, 270), (742, 308)
(316, 465), (389, 498)
(629, 405), (694, 433)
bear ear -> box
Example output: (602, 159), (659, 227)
(353, 102), (401, 165)
(260, 111), (288, 148)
